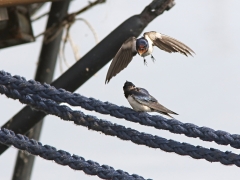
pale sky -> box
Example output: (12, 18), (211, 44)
(1, 1), (240, 179)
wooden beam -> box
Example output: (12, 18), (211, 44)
(0, 0), (62, 7)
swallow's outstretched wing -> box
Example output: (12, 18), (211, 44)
(132, 87), (178, 118)
(105, 37), (137, 84)
(144, 31), (195, 56)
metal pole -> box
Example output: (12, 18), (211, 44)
(0, 0), (174, 154)
(11, 1), (70, 180)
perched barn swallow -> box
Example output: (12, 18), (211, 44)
(105, 31), (194, 83)
(123, 81), (178, 118)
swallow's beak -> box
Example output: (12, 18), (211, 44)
(138, 48), (146, 56)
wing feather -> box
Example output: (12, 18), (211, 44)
(144, 31), (195, 57)
(105, 37), (137, 83)
(132, 88), (178, 117)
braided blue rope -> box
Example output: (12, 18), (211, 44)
(0, 70), (240, 149)
(0, 128), (149, 180)
(1, 80), (240, 167)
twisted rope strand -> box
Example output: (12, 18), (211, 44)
(0, 128), (149, 180)
(0, 71), (240, 149)
(1, 82), (240, 167)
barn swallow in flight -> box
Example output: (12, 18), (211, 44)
(105, 31), (194, 83)
(123, 81), (178, 118)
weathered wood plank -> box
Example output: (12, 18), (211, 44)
(0, 7), (8, 21)
(0, 0), (61, 7)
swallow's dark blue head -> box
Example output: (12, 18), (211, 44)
(123, 81), (135, 91)
(136, 38), (149, 56)
(123, 81), (135, 98)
